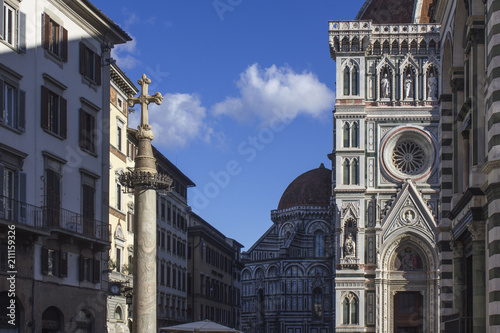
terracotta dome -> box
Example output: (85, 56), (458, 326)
(277, 164), (331, 210)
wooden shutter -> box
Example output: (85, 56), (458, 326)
(59, 251), (68, 277)
(18, 11), (26, 53)
(42, 13), (50, 50)
(0, 1), (4, 40)
(61, 27), (68, 62)
(95, 54), (101, 86)
(79, 42), (86, 75)
(41, 86), (49, 129)
(18, 172), (26, 221)
(0, 164), (4, 218)
(93, 259), (101, 283)
(90, 113), (95, 151)
(0, 79), (4, 122)
(79, 256), (85, 281)
(42, 247), (49, 275)
(60, 96), (67, 138)
(17, 90), (25, 131)
(79, 109), (85, 148)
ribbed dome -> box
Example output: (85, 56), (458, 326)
(277, 164), (331, 210)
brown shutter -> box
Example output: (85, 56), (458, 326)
(43, 13), (50, 50)
(79, 256), (85, 281)
(60, 96), (67, 138)
(95, 54), (101, 86)
(42, 247), (48, 275)
(79, 109), (85, 148)
(79, 42), (86, 75)
(59, 251), (68, 277)
(93, 259), (101, 283)
(61, 27), (68, 62)
(41, 86), (49, 129)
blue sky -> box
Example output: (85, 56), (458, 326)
(93, 0), (365, 249)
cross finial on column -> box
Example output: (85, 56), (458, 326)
(128, 73), (163, 129)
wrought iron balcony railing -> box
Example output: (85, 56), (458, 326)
(0, 195), (110, 242)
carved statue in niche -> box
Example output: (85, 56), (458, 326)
(427, 72), (437, 100)
(381, 73), (390, 98)
(344, 233), (356, 257)
(404, 74), (413, 99)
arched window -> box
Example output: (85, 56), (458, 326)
(351, 37), (359, 51)
(382, 41), (390, 54)
(314, 231), (324, 257)
(342, 38), (349, 51)
(351, 159), (359, 185)
(429, 40), (436, 54)
(343, 159), (351, 185)
(351, 66), (358, 95)
(401, 40), (408, 54)
(343, 123), (350, 147)
(410, 40), (418, 54)
(373, 41), (380, 55)
(391, 41), (399, 55)
(257, 289), (265, 324)
(344, 67), (350, 95)
(351, 122), (358, 148)
(42, 306), (63, 333)
(342, 294), (359, 325)
(312, 287), (323, 320)
(419, 41), (427, 54)
(114, 306), (123, 321)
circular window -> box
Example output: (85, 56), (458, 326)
(392, 141), (425, 174)
(380, 127), (436, 182)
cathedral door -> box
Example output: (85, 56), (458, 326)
(393, 291), (422, 333)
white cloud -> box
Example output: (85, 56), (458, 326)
(211, 64), (335, 125)
(132, 93), (215, 149)
(112, 37), (140, 70)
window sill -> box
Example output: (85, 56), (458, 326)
(80, 146), (98, 158)
(43, 128), (65, 140)
(0, 39), (23, 54)
(81, 76), (98, 91)
(44, 49), (64, 69)
(0, 122), (24, 135)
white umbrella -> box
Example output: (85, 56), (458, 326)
(159, 319), (242, 333)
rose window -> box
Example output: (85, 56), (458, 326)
(391, 141), (425, 175)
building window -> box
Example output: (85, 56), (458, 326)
(312, 287), (323, 320)
(41, 86), (67, 138)
(45, 166), (61, 227)
(41, 248), (67, 277)
(1, 2), (25, 52)
(351, 122), (358, 147)
(343, 159), (350, 185)
(79, 110), (96, 153)
(160, 262), (165, 285)
(351, 159), (359, 185)
(81, 172), (96, 233)
(116, 182), (122, 211)
(79, 256), (100, 283)
(79, 42), (101, 85)
(0, 164), (26, 221)
(42, 13), (67, 61)
(167, 265), (171, 286)
(314, 231), (324, 257)
(343, 123), (350, 148)
(117, 120), (124, 151)
(116, 247), (121, 273)
(351, 66), (358, 95)
(343, 67), (350, 96)
(0, 80), (25, 131)
(342, 293), (359, 325)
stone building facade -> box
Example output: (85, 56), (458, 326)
(328, 7), (441, 331)
(241, 165), (335, 333)
(187, 212), (244, 329)
(107, 64), (138, 333)
(0, 0), (130, 331)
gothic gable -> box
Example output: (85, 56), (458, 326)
(381, 180), (436, 244)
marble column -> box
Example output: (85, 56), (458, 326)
(450, 240), (464, 315)
(127, 74), (164, 333)
(468, 221), (486, 333)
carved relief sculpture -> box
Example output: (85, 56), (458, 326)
(427, 72), (437, 100)
(344, 233), (356, 257)
(381, 73), (390, 98)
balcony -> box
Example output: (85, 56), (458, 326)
(0, 195), (109, 243)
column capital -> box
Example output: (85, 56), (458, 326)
(468, 221), (486, 241)
(450, 240), (464, 257)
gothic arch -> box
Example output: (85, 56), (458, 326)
(306, 219), (329, 234)
(307, 264), (331, 276)
(254, 267), (265, 279)
(267, 265), (279, 277)
(241, 268), (251, 281)
(283, 264), (304, 277)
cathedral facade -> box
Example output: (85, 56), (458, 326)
(329, 8), (441, 332)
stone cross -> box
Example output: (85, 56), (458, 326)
(128, 74), (163, 127)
